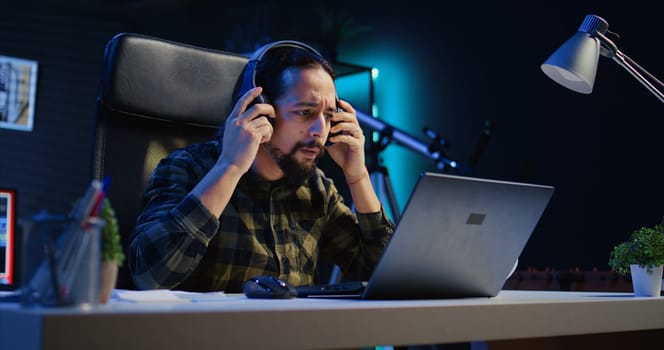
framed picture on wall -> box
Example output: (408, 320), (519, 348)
(0, 55), (38, 132)
(0, 188), (16, 289)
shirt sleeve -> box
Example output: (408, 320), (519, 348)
(319, 183), (395, 281)
(128, 149), (220, 290)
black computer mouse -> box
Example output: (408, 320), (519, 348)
(243, 275), (297, 299)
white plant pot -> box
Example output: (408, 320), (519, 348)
(630, 264), (663, 297)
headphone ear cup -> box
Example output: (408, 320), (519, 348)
(247, 93), (269, 109)
(247, 93), (274, 126)
(326, 97), (342, 146)
(259, 94), (275, 126)
(256, 93), (269, 105)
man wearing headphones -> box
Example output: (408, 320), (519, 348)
(128, 42), (394, 292)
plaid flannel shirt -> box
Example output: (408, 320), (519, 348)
(129, 139), (394, 292)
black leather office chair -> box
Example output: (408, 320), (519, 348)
(91, 33), (249, 289)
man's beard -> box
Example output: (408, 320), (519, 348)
(266, 139), (325, 185)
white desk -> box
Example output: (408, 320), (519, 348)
(1, 290), (664, 350)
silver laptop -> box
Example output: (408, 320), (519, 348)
(297, 172), (554, 299)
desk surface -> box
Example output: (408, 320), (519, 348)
(2, 290), (663, 350)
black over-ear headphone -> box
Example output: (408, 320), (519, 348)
(234, 40), (341, 142)
(235, 40), (324, 106)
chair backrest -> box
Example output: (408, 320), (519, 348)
(91, 33), (249, 289)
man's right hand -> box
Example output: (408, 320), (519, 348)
(219, 87), (275, 174)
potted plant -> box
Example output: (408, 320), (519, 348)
(98, 197), (125, 303)
(608, 218), (664, 296)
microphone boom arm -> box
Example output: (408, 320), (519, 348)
(355, 110), (466, 171)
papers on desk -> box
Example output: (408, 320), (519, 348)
(111, 289), (226, 303)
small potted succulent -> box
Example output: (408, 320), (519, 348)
(608, 218), (664, 296)
(99, 197), (125, 303)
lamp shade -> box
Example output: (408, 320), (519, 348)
(541, 15), (609, 94)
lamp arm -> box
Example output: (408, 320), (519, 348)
(594, 30), (664, 104)
(612, 52), (664, 104)
(621, 54), (664, 90)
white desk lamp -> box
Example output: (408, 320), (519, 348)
(541, 14), (664, 104)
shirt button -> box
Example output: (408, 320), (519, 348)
(281, 257), (289, 264)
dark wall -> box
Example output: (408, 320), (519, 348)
(0, 3), (128, 220)
(332, 1), (664, 271)
(0, 0), (662, 271)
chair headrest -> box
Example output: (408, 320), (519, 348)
(97, 33), (249, 127)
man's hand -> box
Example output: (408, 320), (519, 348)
(326, 99), (367, 183)
(218, 87), (275, 173)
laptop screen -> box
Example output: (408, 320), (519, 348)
(0, 188), (16, 290)
(361, 172), (554, 299)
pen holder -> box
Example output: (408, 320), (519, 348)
(19, 213), (104, 307)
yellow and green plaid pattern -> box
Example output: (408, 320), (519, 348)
(129, 139), (394, 292)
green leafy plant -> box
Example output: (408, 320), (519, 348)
(100, 198), (125, 266)
(608, 218), (664, 275)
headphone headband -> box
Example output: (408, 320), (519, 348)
(248, 40), (323, 62)
(236, 40), (324, 104)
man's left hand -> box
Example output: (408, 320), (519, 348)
(325, 99), (367, 183)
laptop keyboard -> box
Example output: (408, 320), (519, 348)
(295, 281), (368, 298)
